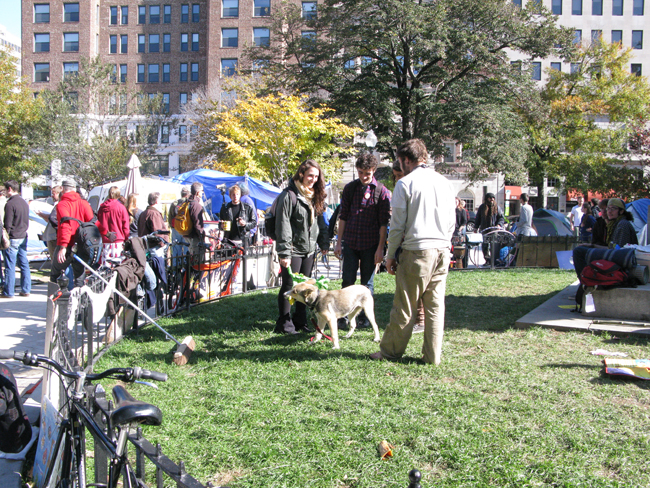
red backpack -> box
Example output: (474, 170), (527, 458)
(579, 259), (630, 288)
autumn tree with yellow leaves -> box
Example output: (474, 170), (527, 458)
(191, 82), (358, 187)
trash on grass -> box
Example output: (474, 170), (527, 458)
(591, 349), (628, 357)
(378, 440), (394, 460)
(604, 358), (650, 380)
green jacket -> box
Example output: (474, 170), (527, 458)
(275, 180), (329, 259)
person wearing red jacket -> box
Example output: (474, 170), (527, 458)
(97, 186), (130, 265)
(50, 180), (109, 288)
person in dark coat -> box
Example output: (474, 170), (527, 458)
(219, 184), (256, 244)
(474, 192), (505, 262)
(1, 181), (31, 298)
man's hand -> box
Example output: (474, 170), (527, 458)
(57, 248), (67, 264)
(279, 257), (291, 268)
(106, 231), (117, 242)
(386, 258), (397, 275)
(374, 247), (384, 265)
(334, 240), (342, 259)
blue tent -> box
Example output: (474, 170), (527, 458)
(532, 208), (573, 236)
(626, 198), (649, 234)
(170, 169), (282, 217)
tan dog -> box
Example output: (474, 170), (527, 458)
(284, 280), (381, 349)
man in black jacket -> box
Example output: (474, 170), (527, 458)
(1, 181), (31, 298)
(219, 184), (256, 244)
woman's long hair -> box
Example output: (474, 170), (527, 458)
(107, 186), (120, 200)
(126, 193), (139, 223)
(293, 160), (327, 215)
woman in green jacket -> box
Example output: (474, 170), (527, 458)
(274, 160), (330, 334)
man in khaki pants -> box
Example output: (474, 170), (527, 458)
(370, 139), (455, 365)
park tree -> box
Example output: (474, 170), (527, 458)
(248, 0), (572, 184)
(0, 49), (46, 181)
(190, 79), (359, 187)
(524, 40), (650, 200)
(27, 57), (175, 189)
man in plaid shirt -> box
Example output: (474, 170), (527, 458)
(334, 152), (391, 328)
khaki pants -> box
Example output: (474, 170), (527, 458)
(380, 248), (450, 365)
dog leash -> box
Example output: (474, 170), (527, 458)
(309, 317), (333, 343)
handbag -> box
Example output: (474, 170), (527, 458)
(0, 227), (9, 251)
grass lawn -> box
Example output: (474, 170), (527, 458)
(96, 269), (650, 487)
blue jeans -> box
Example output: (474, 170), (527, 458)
(171, 229), (189, 259)
(341, 242), (376, 294)
(3, 238), (31, 296)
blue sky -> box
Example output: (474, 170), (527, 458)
(5, 0), (21, 39)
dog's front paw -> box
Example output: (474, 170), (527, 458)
(332, 344), (340, 349)
(373, 337), (380, 343)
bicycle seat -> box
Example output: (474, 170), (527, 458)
(110, 385), (163, 427)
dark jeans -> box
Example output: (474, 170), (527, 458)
(50, 245), (87, 288)
(341, 242), (376, 294)
(572, 245), (591, 279)
(277, 254), (315, 330)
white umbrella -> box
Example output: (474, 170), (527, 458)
(125, 153), (142, 198)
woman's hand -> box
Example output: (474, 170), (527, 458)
(280, 257), (291, 268)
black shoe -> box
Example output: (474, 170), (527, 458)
(295, 324), (313, 333)
(356, 318), (371, 329)
(337, 317), (349, 329)
(274, 315), (298, 335)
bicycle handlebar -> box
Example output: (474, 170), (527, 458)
(0, 350), (168, 383)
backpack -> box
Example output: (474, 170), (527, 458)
(60, 215), (103, 267)
(173, 200), (193, 236)
(575, 259), (635, 312)
(264, 189), (297, 241)
(0, 362), (32, 453)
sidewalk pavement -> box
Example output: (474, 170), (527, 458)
(1, 280), (48, 396)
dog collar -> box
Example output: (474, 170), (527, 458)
(308, 289), (321, 310)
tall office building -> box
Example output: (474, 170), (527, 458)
(1, 23), (22, 80)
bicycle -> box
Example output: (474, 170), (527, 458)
(0, 349), (167, 488)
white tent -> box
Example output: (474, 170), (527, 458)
(88, 177), (187, 212)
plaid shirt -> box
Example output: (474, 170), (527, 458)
(339, 177), (391, 251)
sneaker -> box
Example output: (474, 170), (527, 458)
(0, 294), (12, 299)
(412, 324), (425, 334)
(274, 314), (298, 335)
(19, 292), (30, 297)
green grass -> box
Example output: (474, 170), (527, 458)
(96, 269), (650, 487)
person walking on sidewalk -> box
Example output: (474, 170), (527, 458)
(1, 181), (31, 298)
(334, 152), (391, 329)
(370, 139), (455, 365)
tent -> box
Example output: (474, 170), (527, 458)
(170, 169), (282, 217)
(27, 209), (48, 260)
(87, 177), (187, 212)
(626, 198), (649, 235)
(532, 208), (573, 236)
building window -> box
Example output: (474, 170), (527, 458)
(111, 64), (118, 83)
(180, 33), (188, 51)
(612, 30), (623, 44)
(191, 62), (199, 81)
(179, 125), (187, 143)
(181, 4), (189, 22)
(252, 28), (269, 47)
(190, 126), (198, 142)
(162, 94), (170, 114)
(221, 58), (237, 77)
(222, 28), (238, 48)
(34, 33), (50, 52)
(148, 64), (159, 83)
(164, 5), (171, 23)
(66, 92), (78, 112)
(120, 63), (127, 83)
(138, 5), (146, 23)
(34, 63), (50, 82)
(573, 29), (582, 44)
(34, 4), (50, 23)
(64, 3), (79, 22)
(591, 30), (602, 44)
(592, 0), (602, 14)
(632, 30), (643, 49)
(443, 143), (455, 163)
(223, 0), (238, 17)
(254, 0), (270, 17)
(532, 61), (542, 80)
(150, 5), (160, 24)
(302, 2), (317, 19)
(612, 0), (623, 15)
(110, 6), (118, 24)
(180, 92), (188, 106)
(137, 64), (145, 82)
(512, 0), (522, 6)
(631, 64), (642, 76)
(121, 5), (128, 24)
(63, 61), (78, 78)
(149, 34), (160, 52)
(138, 34), (145, 53)
(634, 0), (644, 14)
(550, 62), (562, 71)
(162, 63), (170, 82)
(192, 33), (199, 51)
(192, 3), (200, 21)
(161, 124), (170, 143)
(120, 34), (128, 53)
(159, 34), (169, 53)
(180, 63), (188, 81)
(570, 62), (581, 73)
(110, 34), (117, 53)
(552, 0), (562, 14)
(572, 0), (582, 14)
(63, 32), (79, 52)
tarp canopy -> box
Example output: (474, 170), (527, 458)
(170, 169), (282, 217)
(626, 198), (649, 234)
(532, 208), (573, 236)
(88, 177), (187, 212)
